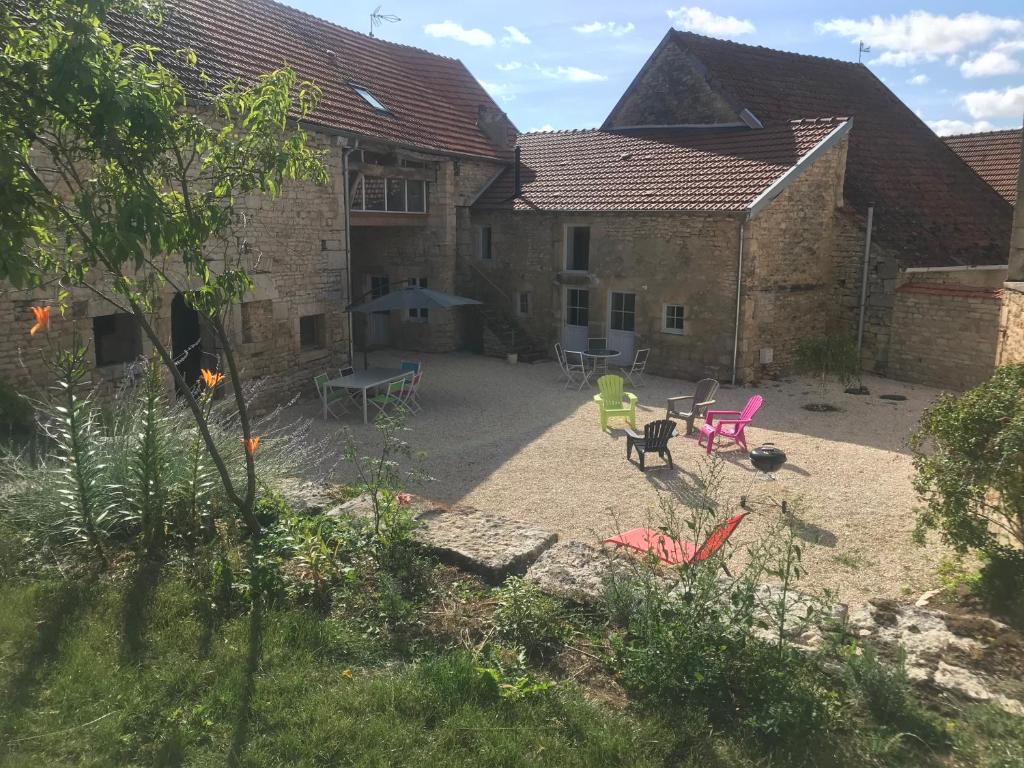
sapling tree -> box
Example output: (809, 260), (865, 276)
(793, 329), (861, 406)
(0, 0), (329, 534)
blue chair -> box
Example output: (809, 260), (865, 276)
(401, 360), (422, 374)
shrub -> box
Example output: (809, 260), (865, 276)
(491, 576), (565, 659)
(909, 364), (1024, 610)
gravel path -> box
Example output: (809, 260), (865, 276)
(300, 351), (952, 607)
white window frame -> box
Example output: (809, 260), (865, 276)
(609, 291), (636, 333)
(565, 288), (589, 327)
(662, 303), (685, 335)
(564, 224), (591, 272)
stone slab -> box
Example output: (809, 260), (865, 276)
(415, 509), (558, 584)
(525, 541), (626, 605)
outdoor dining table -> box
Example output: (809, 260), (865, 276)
(583, 348), (620, 376)
(327, 367), (408, 424)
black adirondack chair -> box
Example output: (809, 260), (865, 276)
(666, 378), (720, 436)
(626, 419), (676, 471)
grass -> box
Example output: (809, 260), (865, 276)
(0, 572), (680, 767)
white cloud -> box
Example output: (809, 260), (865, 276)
(502, 25), (531, 45)
(907, 73), (929, 85)
(961, 84), (1024, 119)
(667, 6), (755, 37)
(573, 21), (635, 36)
(531, 124), (556, 132)
(961, 50), (1020, 78)
(927, 118), (996, 135)
(424, 20), (495, 47)
(816, 12), (1023, 66)
(497, 61), (522, 71)
(478, 80), (514, 101)
(535, 64), (607, 82)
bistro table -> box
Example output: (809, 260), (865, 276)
(583, 348), (620, 376)
(327, 367), (408, 424)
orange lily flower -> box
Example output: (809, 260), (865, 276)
(29, 306), (51, 336)
(200, 368), (225, 389)
(242, 436), (261, 456)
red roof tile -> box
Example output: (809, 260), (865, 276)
(896, 283), (1003, 300)
(474, 118), (847, 212)
(109, 0), (514, 161)
(606, 32), (1013, 267)
(943, 129), (1021, 205)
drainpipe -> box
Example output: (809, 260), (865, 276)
(731, 220), (745, 386)
(341, 140), (357, 366)
(856, 204), (874, 353)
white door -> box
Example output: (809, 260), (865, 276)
(367, 275), (390, 347)
(562, 287), (589, 351)
(608, 291), (636, 366)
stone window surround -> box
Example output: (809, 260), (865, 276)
(299, 312), (326, 352)
(563, 224), (591, 272)
(662, 303), (685, 335)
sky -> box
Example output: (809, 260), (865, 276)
(289, 1), (1024, 136)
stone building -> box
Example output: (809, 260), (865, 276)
(1, 0), (513, 400)
(469, 120), (852, 383)
(467, 31), (1019, 389)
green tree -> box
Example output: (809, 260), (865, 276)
(793, 329), (861, 401)
(909, 364), (1024, 561)
(0, 0), (328, 534)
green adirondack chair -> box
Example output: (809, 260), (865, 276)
(593, 375), (638, 431)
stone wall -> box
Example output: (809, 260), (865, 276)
(886, 269), (1007, 390)
(1, 127), (352, 403)
(740, 141), (848, 382)
(464, 208), (741, 380)
(349, 157), (503, 354)
(999, 287), (1024, 365)
(605, 39), (740, 127)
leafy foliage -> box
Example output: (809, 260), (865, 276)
(910, 364), (1024, 560)
(794, 329), (862, 395)
(1, 0), (329, 534)
(491, 576), (565, 659)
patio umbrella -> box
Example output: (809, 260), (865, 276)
(347, 286), (482, 368)
(348, 286), (482, 313)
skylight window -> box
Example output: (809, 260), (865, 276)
(351, 84), (389, 114)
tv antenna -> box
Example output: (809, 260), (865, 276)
(858, 41), (871, 62)
(369, 6), (400, 37)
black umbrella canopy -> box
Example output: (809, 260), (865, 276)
(348, 287), (482, 313)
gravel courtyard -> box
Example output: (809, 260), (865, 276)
(300, 351), (953, 607)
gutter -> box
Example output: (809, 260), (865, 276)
(904, 264), (1007, 273)
(856, 205), (874, 353)
(746, 119), (852, 221)
(340, 138), (358, 366)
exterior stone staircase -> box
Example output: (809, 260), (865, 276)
(465, 263), (549, 363)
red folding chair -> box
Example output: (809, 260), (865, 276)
(603, 513), (748, 569)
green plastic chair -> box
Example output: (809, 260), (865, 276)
(593, 375), (638, 432)
(314, 373), (350, 419)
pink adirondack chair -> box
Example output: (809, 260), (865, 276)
(697, 395), (763, 455)
(602, 513), (748, 567)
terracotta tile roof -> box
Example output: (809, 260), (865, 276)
(474, 118), (847, 212)
(606, 32), (1013, 267)
(108, 0), (514, 161)
(943, 129), (1021, 205)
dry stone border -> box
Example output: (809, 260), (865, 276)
(297, 483), (1024, 717)
(849, 599), (1024, 716)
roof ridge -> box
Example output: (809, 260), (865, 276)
(522, 128), (602, 136)
(671, 29), (864, 68)
(943, 127), (1022, 139)
(244, 0), (463, 62)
